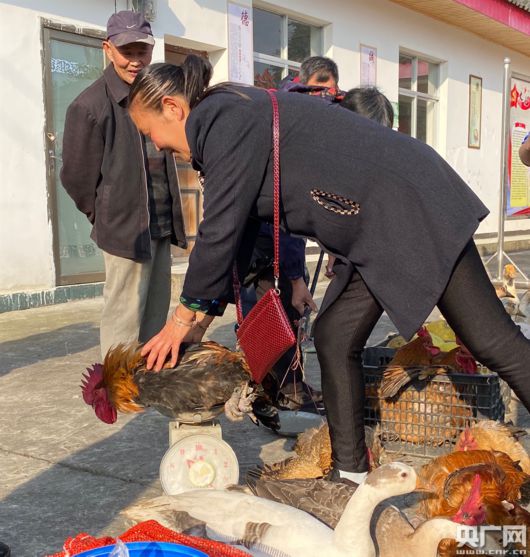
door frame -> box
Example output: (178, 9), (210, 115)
(42, 21), (106, 286)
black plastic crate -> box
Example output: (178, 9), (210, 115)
(363, 347), (506, 458)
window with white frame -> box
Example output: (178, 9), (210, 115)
(398, 53), (440, 146)
(253, 7), (322, 88)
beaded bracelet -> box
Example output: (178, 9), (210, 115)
(171, 312), (195, 328)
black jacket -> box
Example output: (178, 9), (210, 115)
(184, 86), (489, 340)
(60, 65), (186, 260)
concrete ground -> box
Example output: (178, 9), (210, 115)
(2, 251), (530, 556)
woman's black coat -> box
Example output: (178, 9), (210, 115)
(184, 86), (489, 340)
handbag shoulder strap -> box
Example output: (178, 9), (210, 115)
(234, 90), (281, 326)
(266, 89), (281, 286)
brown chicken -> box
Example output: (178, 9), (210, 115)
(366, 364), (473, 445)
(431, 337), (478, 373)
(249, 424), (388, 480)
(419, 449), (530, 557)
(81, 341), (257, 424)
(418, 449), (530, 520)
(387, 326), (441, 368)
(455, 420), (530, 474)
(368, 330), (481, 445)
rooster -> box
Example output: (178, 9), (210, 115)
(387, 326), (441, 368)
(455, 420), (530, 474)
(418, 449), (530, 520)
(81, 341), (258, 424)
(418, 450), (530, 557)
(431, 337), (478, 373)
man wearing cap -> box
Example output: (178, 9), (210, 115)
(61, 11), (186, 358)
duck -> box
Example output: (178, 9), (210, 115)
(124, 462), (457, 557)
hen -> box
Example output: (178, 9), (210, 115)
(455, 420), (530, 474)
(367, 369), (473, 446)
(248, 424), (388, 480)
(367, 332), (481, 445)
(81, 341), (257, 424)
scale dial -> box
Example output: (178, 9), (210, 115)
(160, 434), (239, 495)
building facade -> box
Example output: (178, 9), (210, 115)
(2, 0), (530, 309)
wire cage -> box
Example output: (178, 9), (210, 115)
(363, 347), (507, 458)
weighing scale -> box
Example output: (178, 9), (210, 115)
(160, 421), (240, 495)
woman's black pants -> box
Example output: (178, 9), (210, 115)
(313, 240), (530, 473)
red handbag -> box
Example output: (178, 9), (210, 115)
(234, 90), (296, 384)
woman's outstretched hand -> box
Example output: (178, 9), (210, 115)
(141, 310), (215, 371)
(141, 318), (193, 371)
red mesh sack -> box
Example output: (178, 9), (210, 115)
(47, 519), (251, 557)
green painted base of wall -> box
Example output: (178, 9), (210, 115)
(0, 283), (104, 313)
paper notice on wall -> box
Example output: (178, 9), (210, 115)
(360, 45), (377, 86)
(228, 3), (254, 85)
(507, 76), (530, 218)
(510, 122), (529, 209)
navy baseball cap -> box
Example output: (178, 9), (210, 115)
(106, 11), (155, 47)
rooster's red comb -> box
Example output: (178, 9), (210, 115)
(81, 363), (104, 405)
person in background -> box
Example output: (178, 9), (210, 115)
(247, 56), (342, 415)
(280, 55), (341, 95)
(60, 11), (187, 358)
(283, 57), (347, 281)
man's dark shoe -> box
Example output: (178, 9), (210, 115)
(251, 397), (280, 431)
(0, 542), (11, 557)
(277, 381), (325, 413)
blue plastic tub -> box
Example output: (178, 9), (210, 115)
(75, 542), (208, 557)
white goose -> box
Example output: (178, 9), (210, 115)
(374, 506), (461, 557)
(126, 462), (450, 557)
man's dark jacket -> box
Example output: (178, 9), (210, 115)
(60, 65), (186, 260)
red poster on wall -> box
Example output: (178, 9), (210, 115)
(508, 76), (530, 218)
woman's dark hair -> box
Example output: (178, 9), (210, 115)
(299, 56), (339, 85)
(129, 54), (213, 111)
(340, 87), (394, 128)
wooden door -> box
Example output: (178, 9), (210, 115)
(165, 45), (208, 259)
